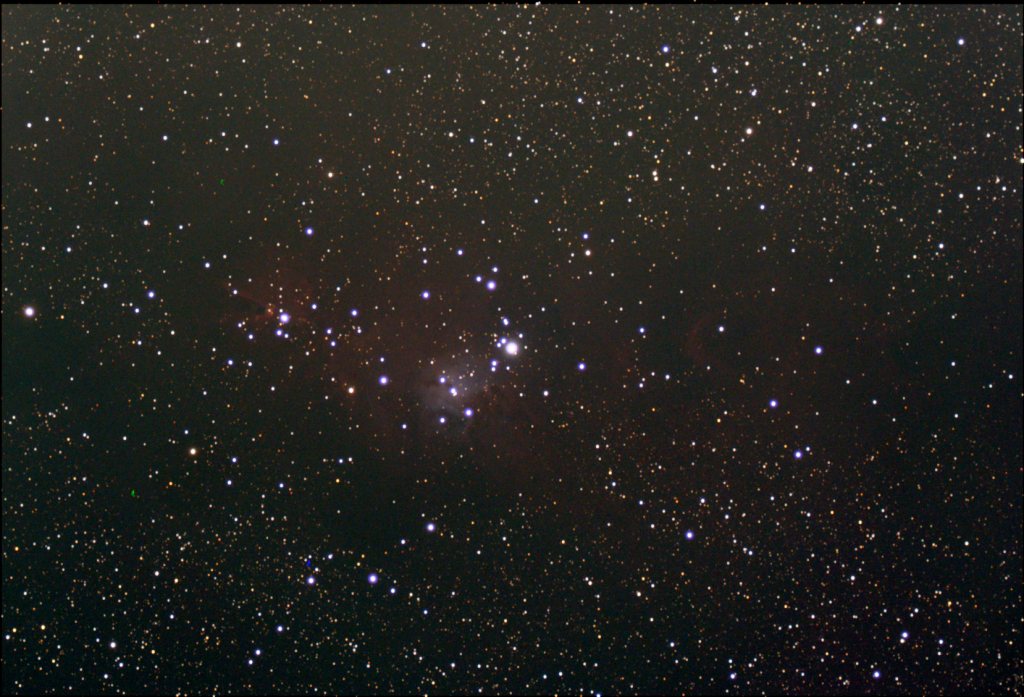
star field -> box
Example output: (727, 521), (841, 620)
(3, 6), (1022, 695)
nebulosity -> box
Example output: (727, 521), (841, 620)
(418, 355), (491, 424)
(2, 5), (1020, 696)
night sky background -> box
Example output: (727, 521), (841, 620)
(3, 6), (1022, 695)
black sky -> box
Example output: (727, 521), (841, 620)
(3, 5), (1022, 695)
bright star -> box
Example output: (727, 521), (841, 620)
(506, 341), (519, 356)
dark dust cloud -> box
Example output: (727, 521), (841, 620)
(3, 6), (1022, 695)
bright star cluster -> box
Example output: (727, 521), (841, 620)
(2, 6), (1020, 697)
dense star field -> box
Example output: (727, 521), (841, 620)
(2, 6), (1022, 695)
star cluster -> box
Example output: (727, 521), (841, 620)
(3, 6), (1022, 695)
